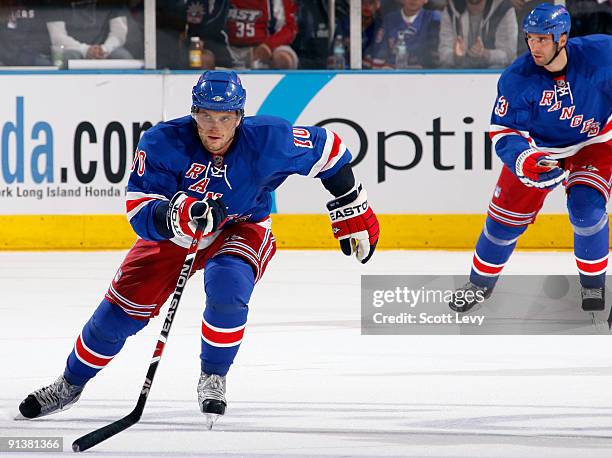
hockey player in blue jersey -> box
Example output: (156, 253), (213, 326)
(449, 4), (612, 313)
(18, 71), (380, 426)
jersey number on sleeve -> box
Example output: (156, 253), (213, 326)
(131, 148), (146, 176)
(494, 96), (508, 117)
(293, 128), (314, 148)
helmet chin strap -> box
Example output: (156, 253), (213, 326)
(544, 41), (564, 66)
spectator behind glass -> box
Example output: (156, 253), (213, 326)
(173, 0), (230, 69)
(292, 0), (349, 69)
(439, 0), (517, 68)
(46, 0), (133, 65)
(226, 0), (298, 69)
(156, 0), (232, 69)
(510, 0), (547, 55)
(122, 0), (144, 60)
(333, 0), (383, 69)
(380, 0), (448, 13)
(566, 0), (612, 36)
(371, 0), (441, 68)
(0, 0), (52, 66)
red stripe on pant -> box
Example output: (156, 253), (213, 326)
(201, 320), (245, 347)
(576, 257), (608, 275)
(487, 207), (534, 226)
(105, 290), (156, 320)
(75, 334), (114, 369)
(472, 254), (505, 276)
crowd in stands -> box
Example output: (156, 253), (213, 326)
(0, 0), (610, 69)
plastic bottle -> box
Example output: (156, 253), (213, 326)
(189, 37), (203, 69)
(331, 35), (346, 70)
(52, 44), (65, 68)
(395, 32), (408, 69)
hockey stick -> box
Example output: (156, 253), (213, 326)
(72, 222), (205, 452)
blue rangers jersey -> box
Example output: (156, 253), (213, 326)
(126, 115), (351, 248)
(489, 35), (612, 168)
(372, 8), (440, 68)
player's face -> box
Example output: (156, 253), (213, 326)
(526, 33), (562, 66)
(193, 109), (241, 155)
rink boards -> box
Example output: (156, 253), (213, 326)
(0, 71), (579, 249)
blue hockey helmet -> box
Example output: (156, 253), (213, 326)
(191, 70), (246, 113)
(523, 3), (571, 43)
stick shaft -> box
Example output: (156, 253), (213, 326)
(72, 225), (205, 452)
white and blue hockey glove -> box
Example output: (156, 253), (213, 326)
(515, 149), (567, 189)
(326, 184), (379, 264)
(166, 192), (228, 238)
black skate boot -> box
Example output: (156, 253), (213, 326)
(18, 375), (84, 419)
(449, 282), (493, 313)
(197, 372), (226, 430)
(581, 287), (605, 311)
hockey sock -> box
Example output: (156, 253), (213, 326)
(568, 185), (608, 289)
(64, 299), (148, 386)
(470, 217), (527, 288)
(201, 255), (254, 376)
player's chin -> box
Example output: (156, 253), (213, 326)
(205, 139), (227, 152)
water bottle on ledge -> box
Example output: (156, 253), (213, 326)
(395, 32), (408, 69)
(52, 45), (65, 68)
(331, 35), (346, 70)
(189, 37), (203, 69)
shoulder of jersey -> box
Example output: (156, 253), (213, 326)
(143, 115), (193, 143)
(502, 51), (538, 79)
(241, 115), (292, 139)
(239, 115), (293, 159)
(568, 35), (612, 68)
(382, 9), (401, 25)
(422, 8), (441, 21)
(498, 52), (540, 99)
(139, 115), (193, 164)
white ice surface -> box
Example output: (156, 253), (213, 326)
(1, 250), (612, 457)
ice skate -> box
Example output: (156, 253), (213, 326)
(17, 375), (84, 419)
(197, 372), (226, 429)
(581, 287), (605, 312)
(580, 287), (608, 331)
(448, 282), (493, 313)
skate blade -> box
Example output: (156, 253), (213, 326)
(13, 411), (53, 421)
(204, 413), (221, 430)
(590, 311), (609, 333)
(450, 301), (484, 315)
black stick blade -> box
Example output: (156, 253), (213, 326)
(72, 411), (140, 452)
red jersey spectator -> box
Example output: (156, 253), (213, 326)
(226, 0), (298, 69)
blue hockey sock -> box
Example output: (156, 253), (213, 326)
(470, 217), (527, 289)
(568, 185), (608, 289)
(64, 299), (148, 386)
(201, 255), (254, 376)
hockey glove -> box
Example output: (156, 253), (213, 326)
(166, 192), (228, 238)
(515, 149), (567, 189)
(326, 184), (379, 264)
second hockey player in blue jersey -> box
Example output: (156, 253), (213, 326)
(449, 3), (612, 314)
(18, 71), (380, 427)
